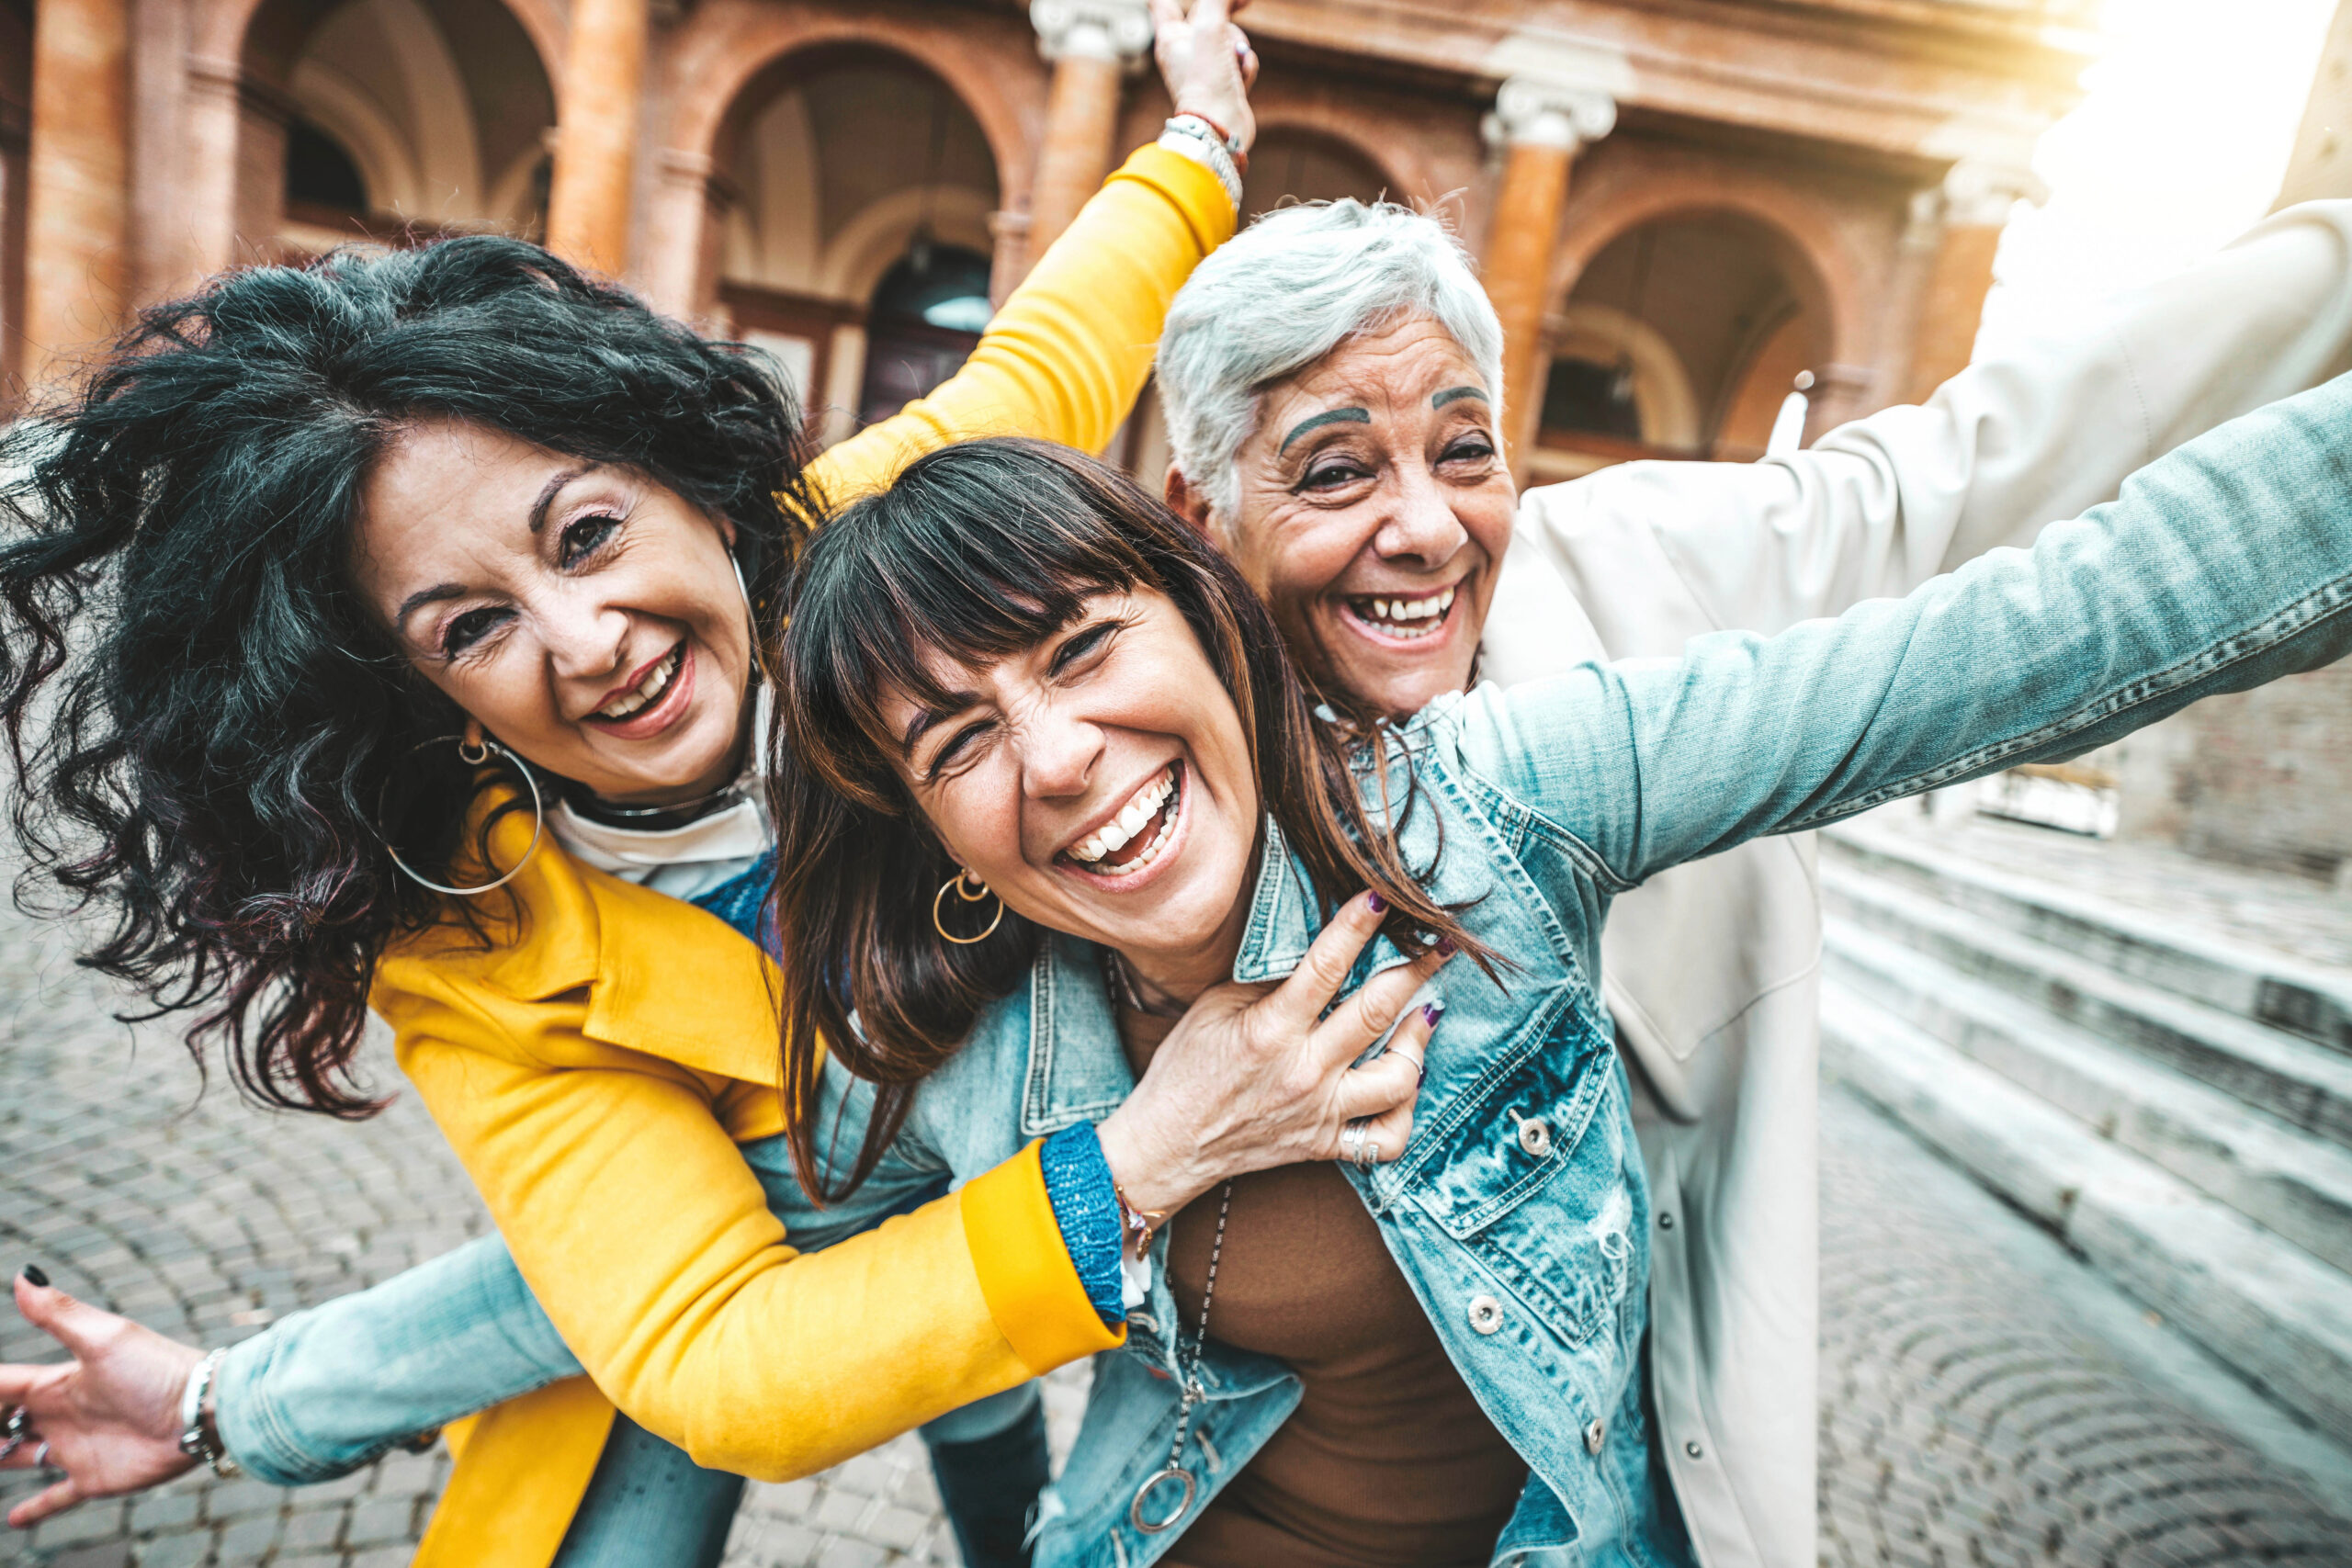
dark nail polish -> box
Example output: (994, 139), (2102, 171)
(1366, 892), (1386, 913)
(1421, 1000), (1444, 1027)
(19, 1264), (48, 1288)
(1435, 937), (1458, 958)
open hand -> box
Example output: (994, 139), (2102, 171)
(1098, 891), (1449, 1218)
(1, 1271), (202, 1528)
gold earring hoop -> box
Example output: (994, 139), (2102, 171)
(376, 734), (545, 897)
(932, 871), (1004, 945)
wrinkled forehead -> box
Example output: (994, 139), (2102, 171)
(1250, 314), (1491, 442)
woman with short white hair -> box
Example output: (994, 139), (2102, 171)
(1146, 193), (2352, 1567)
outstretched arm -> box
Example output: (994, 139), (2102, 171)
(1465, 369), (2352, 890)
(1499, 201), (2352, 660)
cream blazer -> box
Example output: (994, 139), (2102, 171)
(1480, 199), (2352, 1568)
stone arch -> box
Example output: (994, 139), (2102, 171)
(646, 6), (1034, 323)
(1242, 118), (1404, 215)
(1545, 301), (1702, 451)
(179, 0), (561, 281)
(1548, 168), (1868, 409)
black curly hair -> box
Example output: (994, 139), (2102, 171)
(0, 235), (817, 1116)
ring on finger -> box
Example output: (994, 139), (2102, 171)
(1353, 1136), (1382, 1175)
(1339, 1119), (1367, 1166)
(34, 1439), (52, 1470)
(0, 1404), (28, 1462)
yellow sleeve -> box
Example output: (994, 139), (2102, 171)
(383, 981), (1122, 1484)
(808, 143), (1235, 506)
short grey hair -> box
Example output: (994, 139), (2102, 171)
(1156, 200), (1505, 518)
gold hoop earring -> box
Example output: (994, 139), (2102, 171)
(375, 734), (545, 897)
(932, 871), (1004, 945)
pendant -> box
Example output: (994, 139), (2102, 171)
(1130, 1466), (1197, 1533)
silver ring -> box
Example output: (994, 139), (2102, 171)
(1339, 1120), (1366, 1166)
(34, 1439), (51, 1470)
(1354, 1137), (1381, 1175)
(0, 1404), (27, 1462)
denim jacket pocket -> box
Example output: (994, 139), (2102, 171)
(1399, 985), (1633, 1347)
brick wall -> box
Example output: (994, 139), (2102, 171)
(2096, 661), (2352, 887)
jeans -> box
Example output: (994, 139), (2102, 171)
(549, 1382), (1048, 1567)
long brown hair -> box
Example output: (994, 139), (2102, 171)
(772, 437), (1494, 1199)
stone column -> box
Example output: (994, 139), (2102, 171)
(1480, 76), (1615, 479)
(1904, 157), (2041, 403)
(546, 0), (649, 277)
(23, 0), (131, 387)
(1021, 0), (1151, 281)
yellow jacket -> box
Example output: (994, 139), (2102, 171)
(379, 145), (1234, 1566)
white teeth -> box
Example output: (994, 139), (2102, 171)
(1355, 586), (1458, 630)
(595, 647), (683, 720)
(1068, 765), (1179, 868)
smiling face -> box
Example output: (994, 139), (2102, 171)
(881, 588), (1261, 996)
(1180, 311), (1517, 718)
(350, 418), (754, 807)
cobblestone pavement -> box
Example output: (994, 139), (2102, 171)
(4, 889), (2348, 1566)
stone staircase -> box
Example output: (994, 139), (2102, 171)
(1816, 812), (2352, 1450)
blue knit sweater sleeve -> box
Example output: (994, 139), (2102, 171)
(688, 859), (1125, 1326)
(1039, 1123), (1126, 1326)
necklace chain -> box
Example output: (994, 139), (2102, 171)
(1166, 1181), (1232, 1476)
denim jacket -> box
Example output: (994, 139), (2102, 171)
(216, 373), (2352, 1567)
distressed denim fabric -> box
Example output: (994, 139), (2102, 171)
(214, 374), (2352, 1567)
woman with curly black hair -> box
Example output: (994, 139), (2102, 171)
(0, 6), (1436, 1563)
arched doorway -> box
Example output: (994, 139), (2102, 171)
(232, 0), (555, 260)
(1241, 128), (1387, 218)
(713, 48), (1001, 444)
(1535, 211), (1830, 479)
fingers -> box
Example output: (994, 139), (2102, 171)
(14, 1273), (114, 1360)
(6, 1473), (82, 1529)
(1265, 891), (1388, 1029)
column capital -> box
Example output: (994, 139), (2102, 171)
(1483, 76), (1617, 154)
(1939, 156), (2044, 227)
(1031, 0), (1153, 64)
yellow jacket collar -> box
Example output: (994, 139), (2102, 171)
(383, 787), (786, 1088)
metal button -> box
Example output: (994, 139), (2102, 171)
(1658, 1212), (1675, 1230)
(1584, 1418), (1607, 1455)
(1684, 1440), (1705, 1460)
(1466, 1294), (1505, 1335)
(1517, 1118), (1553, 1158)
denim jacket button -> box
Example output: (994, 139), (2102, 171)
(1583, 1418), (1606, 1455)
(1516, 1119), (1553, 1158)
(1466, 1294), (1505, 1335)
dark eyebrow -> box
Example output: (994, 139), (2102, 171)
(529, 465), (595, 534)
(1278, 407), (1370, 454)
(900, 694), (982, 764)
(1432, 386), (1487, 409)
(394, 582), (468, 636)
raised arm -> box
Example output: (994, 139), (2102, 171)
(1463, 369), (2352, 891)
(1504, 201), (2352, 653)
(807, 0), (1252, 504)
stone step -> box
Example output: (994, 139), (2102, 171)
(1819, 982), (2352, 1451)
(1820, 862), (2352, 1154)
(1822, 818), (2352, 1058)
(1824, 915), (2352, 1274)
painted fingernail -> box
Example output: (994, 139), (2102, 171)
(1434, 937), (1457, 958)
(1366, 892), (1386, 913)
(1421, 1000), (1444, 1027)
(19, 1264), (48, 1288)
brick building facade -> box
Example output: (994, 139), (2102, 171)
(1, 0), (2087, 479)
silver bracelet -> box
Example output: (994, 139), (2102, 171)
(1159, 118), (1244, 211)
(176, 1348), (243, 1478)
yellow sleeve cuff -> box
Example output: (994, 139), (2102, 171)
(960, 1140), (1126, 1372)
(1110, 141), (1241, 257)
